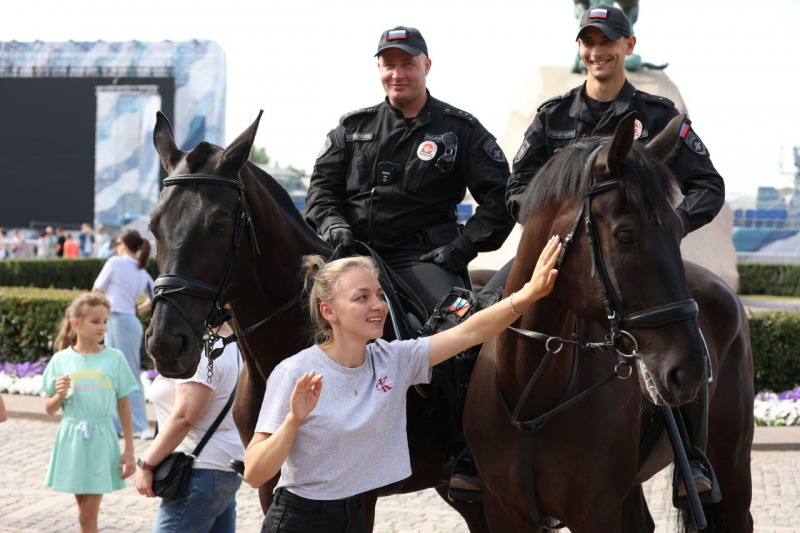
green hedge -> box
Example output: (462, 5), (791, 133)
(738, 263), (800, 296)
(0, 286), (151, 364)
(749, 312), (800, 392)
(0, 257), (159, 290)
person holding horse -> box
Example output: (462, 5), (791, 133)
(304, 26), (514, 315)
(501, 3), (724, 500)
(243, 236), (562, 532)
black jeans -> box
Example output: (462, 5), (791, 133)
(262, 488), (366, 533)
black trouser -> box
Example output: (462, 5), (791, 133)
(378, 243), (465, 315)
(262, 488), (366, 533)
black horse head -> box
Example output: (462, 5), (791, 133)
(145, 111), (262, 378)
(523, 111), (706, 406)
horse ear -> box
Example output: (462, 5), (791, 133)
(153, 112), (183, 171)
(593, 111), (637, 181)
(646, 112), (686, 163)
(222, 110), (264, 173)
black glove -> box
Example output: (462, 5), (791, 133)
(420, 244), (468, 274)
(327, 225), (354, 252)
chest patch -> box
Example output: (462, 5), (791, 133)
(424, 133), (444, 143)
(417, 141), (437, 161)
(546, 128), (576, 140)
(345, 132), (374, 142)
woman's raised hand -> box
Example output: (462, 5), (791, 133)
(289, 371), (324, 423)
(528, 235), (561, 300)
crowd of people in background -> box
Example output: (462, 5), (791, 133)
(0, 223), (113, 260)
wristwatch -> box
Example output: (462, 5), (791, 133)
(137, 457), (155, 471)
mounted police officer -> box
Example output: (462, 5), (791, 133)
(501, 5), (724, 501)
(305, 26), (514, 315)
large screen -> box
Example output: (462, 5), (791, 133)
(0, 77), (174, 228)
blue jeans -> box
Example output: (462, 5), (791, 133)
(154, 468), (242, 533)
(107, 312), (149, 433)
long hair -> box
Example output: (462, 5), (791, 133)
(302, 255), (380, 345)
(118, 229), (151, 269)
(54, 293), (112, 352)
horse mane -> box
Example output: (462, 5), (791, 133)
(244, 162), (324, 244)
(518, 137), (679, 225)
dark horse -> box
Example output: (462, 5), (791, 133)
(464, 112), (754, 531)
(145, 112), (490, 530)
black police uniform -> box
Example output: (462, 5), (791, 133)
(505, 80), (725, 230)
(305, 91), (514, 312)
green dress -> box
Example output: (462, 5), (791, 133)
(42, 347), (139, 494)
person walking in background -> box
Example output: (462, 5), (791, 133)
(55, 227), (66, 258)
(64, 233), (80, 258)
(79, 224), (95, 258)
(0, 229), (7, 259)
(135, 320), (245, 532)
(42, 293), (139, 533)
(11, 228), (25, 259)
(92, 230), (155, 439)
(94, 224), (110, 258)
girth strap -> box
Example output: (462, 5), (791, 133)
(620, 299), (699, 329)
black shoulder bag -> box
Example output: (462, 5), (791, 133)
(151, 385), (237, 501)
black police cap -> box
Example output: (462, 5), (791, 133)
(576, 4), (633, 41)
(375, 26), (428, 58)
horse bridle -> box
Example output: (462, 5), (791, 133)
(555, 144), (700, 356)
(151, 173), (261, 374)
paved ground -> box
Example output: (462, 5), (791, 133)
(740, 296), (800, 313)
(0, 417), (798, 532)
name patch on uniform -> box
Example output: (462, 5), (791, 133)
(546, 128), (576, 140)
(424, 133), (444, 143)
(345, 132), (374, 142)
(589, 8), (608, 18)
(514, 139), (530, 164)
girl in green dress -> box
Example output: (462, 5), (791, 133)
(43, 293), (139, 533)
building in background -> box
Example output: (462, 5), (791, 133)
(0, 40), (226, 232)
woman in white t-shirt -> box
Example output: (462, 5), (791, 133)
(245, 237), (562, 533)
(92, 229), (155, 438)
(134, 321), (245, 532)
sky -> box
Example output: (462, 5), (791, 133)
(2, 0), (799, 200)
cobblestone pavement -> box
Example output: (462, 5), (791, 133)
(0, 418), (797, 532)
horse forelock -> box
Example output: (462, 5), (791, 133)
(519, 138), (679, 226)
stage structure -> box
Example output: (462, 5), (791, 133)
(0, 40), (226, 230)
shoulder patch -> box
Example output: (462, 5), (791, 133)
(514, 139), (531, 164)
(633, 91), (675, 109)
(340, 106), (379, 123)
(683, 127), (708, 156)
(483, 138), (507, 163)
(317, 135), (332, 158)
(537, 91), (571, 112)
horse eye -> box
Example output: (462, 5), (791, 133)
(215, 224), (229, 236)
(615, 231), (633, 245)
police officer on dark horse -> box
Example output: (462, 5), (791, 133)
(489, 4), (726, 501)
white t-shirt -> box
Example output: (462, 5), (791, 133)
(94, 256), (155, 315)
(150, 341), (244, 471)
(255, 337), (432, 500)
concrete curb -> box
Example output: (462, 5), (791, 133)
(4, 394), (800, 450)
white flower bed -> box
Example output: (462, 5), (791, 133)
(1, 370), (798, 426)
(1, 371), (155, 403)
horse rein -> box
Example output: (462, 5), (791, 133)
(496, 144), (701, 529)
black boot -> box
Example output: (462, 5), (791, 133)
(676, 380), (712, 496)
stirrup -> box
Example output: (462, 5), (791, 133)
(447, 447), (484, 503)
(672, 447), (721, 510)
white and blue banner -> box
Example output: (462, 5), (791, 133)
(95, 87), (161, 227)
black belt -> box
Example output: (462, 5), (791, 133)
(274, 488), (363, 514)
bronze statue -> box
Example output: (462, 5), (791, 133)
(572, 0), (668, 73)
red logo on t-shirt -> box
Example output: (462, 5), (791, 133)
(376, 376), (392, 393)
